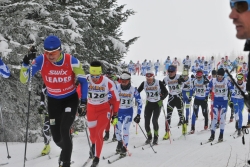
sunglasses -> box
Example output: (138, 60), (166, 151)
(91, 75), (101, 79)
(168, 71), (174, 73)
(196, 76), (202, 79)
(230, 0), (250, 13)
(146, 73), (154, 77)
(217, 75), (224, 78)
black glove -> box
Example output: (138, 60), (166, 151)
(133, 114), (141, 123)
(191, 74), (195, 79)
(111, 114), (118, 125)
(38, 104), (46, 114)
(205, 96), (208, 102)
(188, 97), (192, 102)
(203, 76), (209, 84)
(78, 100), (87, 116)
(177, 76), (185, 85)
(23, 53), (36, 65)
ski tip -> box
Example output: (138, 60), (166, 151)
(210, 143), (213, 146)
(102, 156), (105, 160)
(142, 147), (144, 150)
(133, 146), (136, 148)
(200, 142), (202, 145)
(108, 160), (111, 164)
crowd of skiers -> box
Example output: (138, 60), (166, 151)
(120, 55), (248, 79)
(0, 35), (240, 167)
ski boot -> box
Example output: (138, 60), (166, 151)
(196, 116), (198, 120)
(116, 140), (123, 153)
(152, 136), (158, 145)
(103, 131), (109, 141)
(182, 122), (187, 135)
(189, 125), (195, 134)
(120, 146), (127, 156)
(235, 120), (239, 130)
(41, 144), (50, 155)
(208, 133), (215, 142)
(163, 131), (170, 140)
(218, 133), (223, 142)
(89, 144), (95, 159)
(90, 157), (99, 167)
(237, 129), (242, 136)
(204, 126), (208, 130)
(145, 134), (152, 144)
(185, 119), (189, 126)
(112, 133), (117, 142)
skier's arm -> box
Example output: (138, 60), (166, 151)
(20, 55), (43, 84)
(108, 81), (120, 114)
(134, 88), (143, 115)
(71, 56), (88, 101)
(0, 58), (10, 78)
(137, 81), (144, 93)
(159, 80), (168, 100)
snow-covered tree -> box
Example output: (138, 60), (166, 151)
(0, 0), (138, 142)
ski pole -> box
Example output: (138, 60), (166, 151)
(136, 124), (138, 134)
(23, 59), (33, 167)
(83, 117), (93, 156)
(137, 123), (157, 153)
(0, 106), (11, 159)
(162, 105), (172, 144)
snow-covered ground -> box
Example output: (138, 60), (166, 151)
(1, 74), (250, 167)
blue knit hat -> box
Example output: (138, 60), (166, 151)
(168, 65), (176, 72)
(43, 35), (61, 52)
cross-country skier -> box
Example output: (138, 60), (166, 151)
(20, 35), (88, 167)
(200, 61), (211, 77)
(231, 73), (247, 136)
(162, 65), (186, 140)
(238, 62), (248, 81)
(135, 61), (141, 76)
(208, 68), (233, 142)
(164, 56), (172, 75)
(189, 70), (210, 134)
(181, 69), (192, 125)
(191, 62), (201, 75)
(141, 59), (147, 76)
(194, 56), (202, 65)
(208, 56), (215, 70)
(137, 71), (168, 144)
(0, 57), (10, 78)
(182, 55), (192, 70)
(86, 61), (120, 167)
(115, 71), (143, 155)
(154, 60), (160, 76)
(172, 57), (180, 69)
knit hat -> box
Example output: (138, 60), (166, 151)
(43, 35), (61, 52)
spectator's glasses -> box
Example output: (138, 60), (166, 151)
(168, 71), (174, 73)
(237, 75), (244, 80)
(146, 73), (154, 78)
(230, 0), (250, 13)
(196, 76), (202, 79)
(91, 75), (101, 79)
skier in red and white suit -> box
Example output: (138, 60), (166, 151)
(87, 61), (120, 167)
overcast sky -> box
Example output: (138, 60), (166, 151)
(117, 0), (247, 63)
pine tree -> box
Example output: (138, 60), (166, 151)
(0, 0), (138, 142)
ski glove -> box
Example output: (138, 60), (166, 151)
(38, 104), (46, 115)
(133, 114), (141, 124)
(78, 100), (87, 117)
(111, 115), (118, 126)
(23, 53), (36, 65)
(157, 100), (163, 107)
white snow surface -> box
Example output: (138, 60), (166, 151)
(1, 74), (250, 167)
